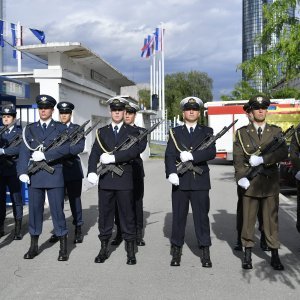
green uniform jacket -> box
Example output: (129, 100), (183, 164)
(290, 129), (300, 171)
(233, 123), (288, 197)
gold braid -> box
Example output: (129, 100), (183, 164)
(96, 129), (113, 154)
(237, 129), (260, 156)
(169, 128), (184, 153)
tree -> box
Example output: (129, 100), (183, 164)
(239, 0), (300, 91)
(138, 89), (150, 110)
(165, 71), (213, 119)
(220, 81), (259, 101)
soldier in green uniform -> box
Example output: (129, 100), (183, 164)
(290, 124), (300, 232)
(233, 95), (288, 270)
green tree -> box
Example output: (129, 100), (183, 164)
(138, 89), (150, 109)
(239, 0), (300, 90)
(165, 71), (213, 119)
(220, 81), (259, 101)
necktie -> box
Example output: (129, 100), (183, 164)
(258, 127), (262, 140)
(189, 127), (194, 134)
(42, 123), (47, 132)
(114, 125), (118, 142)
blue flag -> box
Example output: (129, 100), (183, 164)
(11, 23), (17, 58)
(30, 28), (46, 44)
(0, 20), (4, 47)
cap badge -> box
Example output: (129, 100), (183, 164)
(257, 97), (263, 103)
(188, 98), (196, 103)
(41, 96), (47, 102)
(62, 103), (67, 107)
(4, 108), (9, 113)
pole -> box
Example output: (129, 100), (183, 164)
(16, 21), (22, 72)
(161, 22), (165, 140)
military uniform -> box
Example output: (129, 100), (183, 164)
(290, 126), (300, 231)
(233, 95), (288, 270)
(87, 97), (140, 265)
(165, 96), (216, 267)
(0, 105), (23, 239)
(18, 95), (70, 261)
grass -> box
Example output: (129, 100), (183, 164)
(149, 142), (166, 159)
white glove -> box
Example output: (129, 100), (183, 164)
(19, 174), (30, 184)
(0, 148), (4, 155)
(87, 172), (98, 185)
(180, 151), (193, 162)
(100, 153), (116, 164)
(238, 177), (250, 190)
(249, 155), (264, 167)
(32, 151), (46, 162)
(168, 173), (179, 186)
(295, 171), (300, 181)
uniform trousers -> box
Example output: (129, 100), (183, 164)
(65, 180), (83, 226)
(98, 188), (135, 241)
(242, 195), (280, 249)
(28, 187), (68, 236)
(171, 189), (211, 247)
(0, 175), (23, 225)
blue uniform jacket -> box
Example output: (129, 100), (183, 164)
(165, 124), (216, 191)
(88, 123), (140, 190)
(0, 125), (22, 177)
(63, 122), (84, 182)
(17, 120), (70, 188)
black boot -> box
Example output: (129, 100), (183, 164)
(111, 228), (123, 246)
(234, 232), (242, 251)
(0, 224), (4, 238)
(58, 235), (69, 261)
(95, 240), (109, 263)
(126, 240), (137, 265)
(271, 249), (284, 271)
(48, 234), (59, 243)
(200, 246), (212, 268)
(260, 231), (271, 251)
(170, 245), (182, 266)
(24, 235), (39, 259)
(74, 225), (83, 243)
(13, 219), (23, 240)
(136, 228), (145, 246)
(242, 247), (253, 269)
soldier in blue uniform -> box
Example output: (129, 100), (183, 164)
(111, 102), (147, 247)
(48, 101), (85, 244)
(165, 97), (216, 267)
(88, 97), (140, 265)
(18, 95), (70, 261)
(0, 105), (23, 240)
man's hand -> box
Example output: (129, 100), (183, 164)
(295, 171), (300, 181)
(180, 151), (193, 162)
(238, 177), (250, 190)
(249, 155), (264, 167)
(168, 173), (179, 186)
(32, 151), (46, 162)
(87, 172), (98, 185)
(19, 174), (30, 184)
(100, 153), (116, 165)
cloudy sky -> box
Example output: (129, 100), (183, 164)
(3, 0), (242, 100)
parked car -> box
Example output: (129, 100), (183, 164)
(279, 158), (297, 194)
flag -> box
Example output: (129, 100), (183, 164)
(30, 28), (46, 44)
(11, 23), (17, 58)
(0, 20), (4, 47)
(141, 35), (154, 58)
(141, 38), (148, 58)
(154, 28), (162, 51)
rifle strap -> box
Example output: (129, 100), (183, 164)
(96, 129), (113, 154)
(169, 128), (183, 153)
(237, 129), (260, 156)
(22, 126), (44, 152)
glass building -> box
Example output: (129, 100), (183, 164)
(242, 0), (295, 91)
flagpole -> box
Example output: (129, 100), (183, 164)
(161, 22), (165, 139)
(150, 63), (153, 110)
(16, 21), (22, 72)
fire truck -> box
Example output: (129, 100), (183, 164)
(204, 99), (300, 161)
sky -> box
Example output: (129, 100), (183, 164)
(3, 0), (242, 100)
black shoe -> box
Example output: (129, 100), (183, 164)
(170, 245), (182, 266)
(95, 240), (109, 263)
(234, 239), (243, 251)
(271, 249), (284, 271)
(24, 235), (39, 259)
(260, 231), (271, 251)
(13, 219), (23, 240)
(296, 222), (300, 233)
(200, 246), (212, 268)
(48, 234), (59, 243)
(111, 231), (123, 246)
(242, 247), (253, 269)
(74, 226), (83, 243)
(58, 235), (69, 261)
(0, 225), (4, 238)
(126, 240), (137, 265)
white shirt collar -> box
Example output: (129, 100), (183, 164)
(40, 118), (52, 128)
(111, 121), (123, 131)
(253, 122), (266, 132)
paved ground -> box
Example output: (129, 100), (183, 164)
(0, 159), (300, 299)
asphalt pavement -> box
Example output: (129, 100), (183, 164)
(0, 159), (300, 299)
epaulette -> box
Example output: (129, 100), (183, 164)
(269, 124), (280, 128)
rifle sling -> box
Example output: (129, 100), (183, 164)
(95, 130), (113, 154)
(237, 129), (260, 156)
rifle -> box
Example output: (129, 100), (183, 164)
(27, 120), (90, 175)
(0, 118), (20, 135)
(97, 120), (163, 177)
(0, 134), (23, 167)
(245, 124), (297, 180)
(177, 119), (238, 175)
